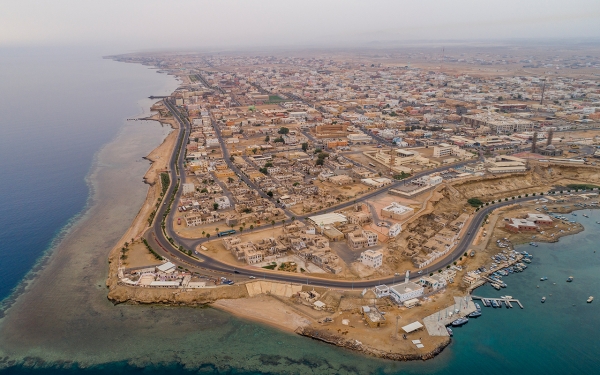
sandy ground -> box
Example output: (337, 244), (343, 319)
(212, 295), (312, 332)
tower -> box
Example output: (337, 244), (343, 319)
(546, 129), (554, 146)
(531, 131), (538, 153)
(405, 270), (410, 283)
(540, 79), (546, 105)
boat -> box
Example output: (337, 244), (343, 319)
(523, 259), (531, 264)
(567, 276), (574, 282)
(446, 327), (453, 336)
(588, 296), (594, 303)
(541, 296), (546, 303)
(583, 214), (589, 218)
(540, 277), (548, 281)
(492, 283), (501, 290)
(491, 299), (499, 308)
(482, 299), (491, 307)
(529, 242), (538, 247)
(468, 310), (482, 318)
(451, 317), (469, 327)
(475, 303), (481, 311)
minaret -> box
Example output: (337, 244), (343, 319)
(405, 270), (410, 283)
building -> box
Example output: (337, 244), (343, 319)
(214, 196), (231, 209)
(462, 113), (534, 134)
(526, 213), (553, 225)
(418, 274), (447, 290)
(381, 202), (414, 220)
(390, 281), (424, 303)
(361, 177), (392, 188)
(348, 230), (378, 249)
(388, 223), (402, 237)
(504, 218), (538, 233)
(433, 143), (459, 158)
(360, 249), (383, 268)
(308, 213), (347, 226)
(361, 306), (386, 328)
(182, 183), (195, 195)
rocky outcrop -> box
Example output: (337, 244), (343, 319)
(295, 327), (451, 361)
(107, 283), (249, 305)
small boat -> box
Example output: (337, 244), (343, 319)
(596, 221), (600, 224)
(541, 296), (546, 303)
(588, 296), (594, 303)
(491, 300), (499, 308)
(451, 317), (469, 327)
(567, 276), (574, 282)
(482, 299), (491, 307)
(523, 259), (531, 264)
(446, 327), (453, 336)
(492, 283), (501, 290)
(468, 310), (482, 318)
(475, 303), (481, 311)
(583, 214), (589, 218)
(540, 277), (548, 281)
(529, 242), (538, 247)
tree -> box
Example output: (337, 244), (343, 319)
(497, 96), (503, 101)
(267, 191), (274, 197)
(259, 167), (269, 175)
(250, 225), (254, 230)
(215, 227), (219, 233)
(227, 177), (234, 183)
(467, 198), (483, 207)
(252, 148), (258, 154)
(230, 156), (235, 162)
(239, 227), (244, 235)
(315, 158), (324, 166)
(265, 135), (270, 142)
(278, 127), (289, 135)
(206, 233), (211, 238)
(291, 216), (296, 222)
(301, 142), (309, 152)
(213, 202), (219, 210)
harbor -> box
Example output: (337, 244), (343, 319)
(423, 296), (478, 337)
(471, 295), (524, 309)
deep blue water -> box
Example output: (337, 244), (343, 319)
(0, 47), (176, 302)
(1, 48), (599, 374)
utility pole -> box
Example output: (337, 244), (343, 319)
(395, 315), (401, 339)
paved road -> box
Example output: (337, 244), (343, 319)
(145, 99), (550, 289)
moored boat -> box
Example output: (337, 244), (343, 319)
(587, 296), (594, 303)
(468, 310), (482, 318)
(567, 276), (574, 282)
(446, 327), (453, 336)
(451, 317), (469, 327)
(541, 296), (546, 303)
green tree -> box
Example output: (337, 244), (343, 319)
(467, 198), (483, 207)
(213, 203), (219, 210)
(265, 135), (270, 142)
(267, 191), (274, 197)
(278, 127), (289, 135)
(301, 142), (309, 152)
(227, 177), (234, 183)
(206, 233), (211, 238)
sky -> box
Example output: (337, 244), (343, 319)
(2, 0), (600, 51)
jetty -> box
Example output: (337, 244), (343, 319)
(423, 296), (478, 337)
(471, 295), (524, 309)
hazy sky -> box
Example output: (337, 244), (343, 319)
(2, 0), (600, 50)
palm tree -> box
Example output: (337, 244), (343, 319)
(215, 227), (219, 234)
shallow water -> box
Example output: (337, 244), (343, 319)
(1, 49), (599, 374)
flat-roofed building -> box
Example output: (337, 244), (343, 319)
(381, 202), (414, 220)
(390, 281), (424, 303)
(360, 249), (383, 268)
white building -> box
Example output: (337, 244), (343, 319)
(347, 133), (373, 143)
(182, 183), (195, 195)
(388, 223), (402, 237)
(214, 196), (231, 209)
(390, 281), (424, 303)
(360, 249), (383, 268)
(361, 177), (392, 188)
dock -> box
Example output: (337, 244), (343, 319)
(423, 296), (477, 337)
(471, 295), (524, 309)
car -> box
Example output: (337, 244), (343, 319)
(248, 276), (256, 279)
(417, 270), (423, 274)
(467, 232), (471, 235)
(233, 270), (240, 274)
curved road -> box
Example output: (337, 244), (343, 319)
(145, 99), (544, 289)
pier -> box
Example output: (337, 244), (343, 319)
(471, 295), (524, 309)
(423, 296), (478, 337)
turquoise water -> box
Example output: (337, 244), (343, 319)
(1, 49), (599, 374)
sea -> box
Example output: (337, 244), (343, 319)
(0, 47), (599, 375)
